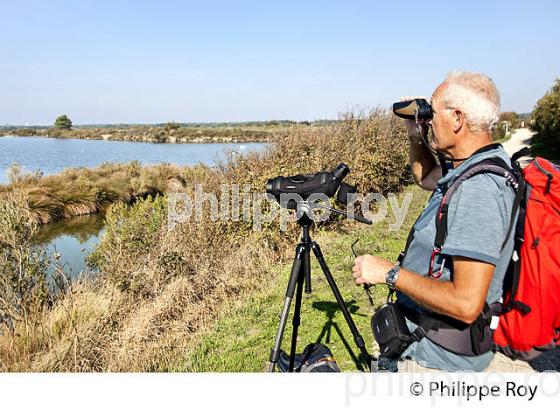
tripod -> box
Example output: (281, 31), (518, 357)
(268, 213), (372, 372)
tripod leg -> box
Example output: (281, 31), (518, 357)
(302, 226), (312, 294)
(288, 249), (307, 371)
(268, 243), (305, 372)
(311, 241), (372, 371)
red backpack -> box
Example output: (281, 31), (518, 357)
(493, 153), (560, 360)
(426, 147), (560, 360)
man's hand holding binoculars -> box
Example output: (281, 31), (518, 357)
(400, 95), (431, 142)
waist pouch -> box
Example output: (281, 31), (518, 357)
(371, 302), (418, 360)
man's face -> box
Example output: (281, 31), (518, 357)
(429, 83), (457, 152)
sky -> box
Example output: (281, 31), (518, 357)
(0, 0), (559, 125)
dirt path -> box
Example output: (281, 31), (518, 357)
(502, 128), (534, 166)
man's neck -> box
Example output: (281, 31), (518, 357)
(445, 132), (494, 168)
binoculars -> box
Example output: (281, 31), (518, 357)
(392, 98), (433, 121)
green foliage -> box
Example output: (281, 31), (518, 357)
(88, 196), (168, 296)
(223, 109), (410, 196)
(531, 78), (560, 159)
(54, 115), (72, 130)
(493, 122), (510, 141)
(0, 192), (51, 332)
(499, 111), (520, 127)
(9, 121), (287, 142)
(493, 111), (520, 142)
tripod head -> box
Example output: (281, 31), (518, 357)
(289, 200), (372, 228)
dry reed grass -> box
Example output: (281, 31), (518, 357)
(1, 162), (186, 224)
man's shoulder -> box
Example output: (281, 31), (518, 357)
(460, 171), (513, 194)
(450, 148), (515, 197)
(449, 174), (514, 219)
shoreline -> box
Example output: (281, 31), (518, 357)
(0, 123), (298, 144)
(0, 138), (273, 225)
(1, 134), (272, 143)
(0, 132), (276, 144)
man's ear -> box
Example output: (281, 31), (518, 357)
(453, 109), (465, 133)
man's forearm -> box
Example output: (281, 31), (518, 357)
(394, 267), (479, 324)
(409, 135), (439, 188)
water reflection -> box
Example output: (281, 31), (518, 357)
(34, 213), (105, 278)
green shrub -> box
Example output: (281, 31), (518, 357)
(54, 115), (72, 130)
(492, 112), (521, 141)
(164, 122), (181, 131)
(0, 192), (51, 332)
(88, 196), (168, 296)
(531, 79), (560, 159)
(499, 111), (520, 128)
(223, 109), (410, 195)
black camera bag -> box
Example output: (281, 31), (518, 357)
(371, 302), (415, 360)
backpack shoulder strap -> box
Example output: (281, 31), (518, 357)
(433, 155), (530, 314)
(434, 156), (521, 253)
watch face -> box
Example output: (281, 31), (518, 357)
(387, 266), (399, 285)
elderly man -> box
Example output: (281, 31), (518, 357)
(352, 71), (516, 371)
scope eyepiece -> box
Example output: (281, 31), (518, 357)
(336, 182), (357, 205)
(332, 163), (350, 181)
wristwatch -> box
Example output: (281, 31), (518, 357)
(385, 265), (401, 289)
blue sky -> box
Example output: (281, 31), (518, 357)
(1, 0), (558, 125)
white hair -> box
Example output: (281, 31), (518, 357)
(442, 71), (500, 133)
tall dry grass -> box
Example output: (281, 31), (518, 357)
(1, 162), (186, 224)
(0, 110), (410, 371)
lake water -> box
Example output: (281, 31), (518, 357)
(1, 136), (269, 277)
(0, 135), (267, 184)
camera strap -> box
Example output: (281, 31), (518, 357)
(399, 144), (509, 267)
